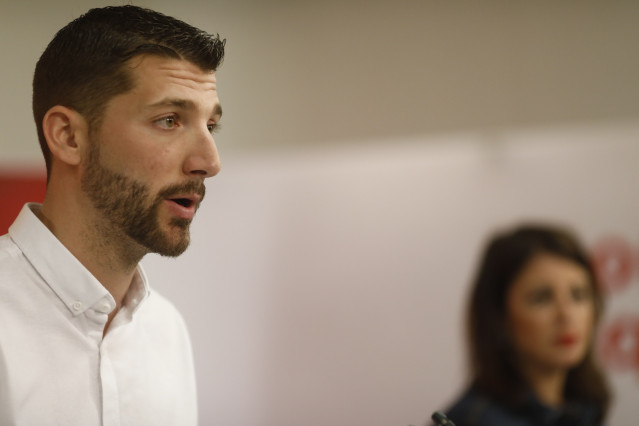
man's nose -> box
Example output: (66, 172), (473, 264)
(183, 127), (221, 178)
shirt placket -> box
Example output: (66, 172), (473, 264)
(85, 296), (120, 426)
(100, 340), (121, 426)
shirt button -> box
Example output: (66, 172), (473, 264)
(100, 302), (112, 313)
(72, 301), (83, 312)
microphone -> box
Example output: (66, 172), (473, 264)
(431, 411), (456, 426)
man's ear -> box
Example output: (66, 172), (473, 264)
(42, 105), (89, 167)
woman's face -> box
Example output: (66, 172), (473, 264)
(505, 253), (596, 374)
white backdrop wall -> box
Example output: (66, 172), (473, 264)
(144, 121), (639, 426)
(2, 1), (639, 425)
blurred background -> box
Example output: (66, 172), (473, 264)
(1, 1), (638, 425)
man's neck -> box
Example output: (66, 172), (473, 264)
(37, 198), (145, 312)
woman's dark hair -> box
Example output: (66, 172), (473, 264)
(466, 223), (610, 419)
(32, 5), (226, 181)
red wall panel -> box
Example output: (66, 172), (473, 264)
(0, 173), (47, 234)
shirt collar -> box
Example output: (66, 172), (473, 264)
(9, 203), (149, 316)
(123, 265), (150, 315)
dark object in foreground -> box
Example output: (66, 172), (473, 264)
(432, 410), (457, 426)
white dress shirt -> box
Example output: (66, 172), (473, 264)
(0, 204), (197, 426)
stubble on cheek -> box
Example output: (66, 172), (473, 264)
(81, 143), (194, 257)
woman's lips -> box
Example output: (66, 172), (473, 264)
(555, 334), (578, 346)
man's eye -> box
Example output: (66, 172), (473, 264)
(207, 122), (221, 134)
(156, 116), (177, 129)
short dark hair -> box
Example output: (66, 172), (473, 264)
(32, 5), (226, 180)
(466, 223), (611, 420)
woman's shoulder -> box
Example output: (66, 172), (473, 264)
(444, 387), (603, 426)
(444, 387), (529, 426)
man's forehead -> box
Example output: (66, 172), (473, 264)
(145, 97), (223, 118)
(99, 55), (221, 120)
(124, 55), (219, 106)
(127, 55), (217, 88)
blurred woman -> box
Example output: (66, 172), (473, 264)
(444, 224), (611, 426)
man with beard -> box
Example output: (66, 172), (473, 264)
(0, 6), (224, 425)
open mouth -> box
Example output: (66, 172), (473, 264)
(171, 198), (194, 208)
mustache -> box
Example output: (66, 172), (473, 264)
(157, 180), (206, 203)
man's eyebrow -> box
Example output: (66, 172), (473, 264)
(146, 98), (223, 118)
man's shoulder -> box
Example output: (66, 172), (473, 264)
(143, 289), (181, 316)
(135, 289), (192, 338)
(0, 233), (17, 255)
(0, 233), (27, 278)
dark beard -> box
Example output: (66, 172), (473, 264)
(81, 142), (205, 257)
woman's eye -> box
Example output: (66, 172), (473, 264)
(571, 285), (591, 302)
(528, 288), (552, 305)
